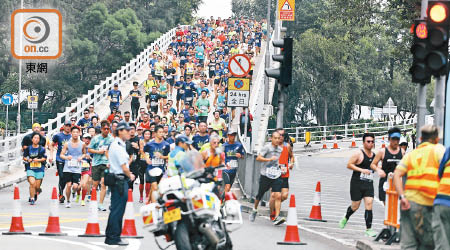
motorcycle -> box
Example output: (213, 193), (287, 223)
(140, 165), (243, 250)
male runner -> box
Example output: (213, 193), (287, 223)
(50, 120), (72, 204)
(370, 127), (405, 204)
(223, 129), (244, 194)
(339, 133), (378, 237)
(126, 124), (140, 190)
(88, 120), (114, 211)
(192, 121), (210, 150)
(129, 81), (142, 121)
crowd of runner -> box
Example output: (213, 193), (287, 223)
(20, 17), (268, 211)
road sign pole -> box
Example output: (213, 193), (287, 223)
(17, 0), (24, 135)
(435, 75), (445, 140)
(5, 105), (8, 138)
(31, 109), (34, 125)
(264, 0), (271, 104)
(244, 107), (249, 143)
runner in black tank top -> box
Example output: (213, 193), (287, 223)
(339, 133), (378, 237)
(370, 127), (405, 204)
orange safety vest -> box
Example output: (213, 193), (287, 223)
(404, 142), (441, 199)
(436, 160), (450, 200)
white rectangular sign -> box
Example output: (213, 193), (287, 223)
(227, 90), (249, 107)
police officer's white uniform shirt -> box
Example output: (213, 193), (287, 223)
(108, 137), (129, 174)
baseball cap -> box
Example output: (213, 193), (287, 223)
(133, 81), (138, 86)
(82, 133), (91, 139)
(389, 132), (401, 139)
(114, 83), (119, 87)
(117, 122), (131, 131)
(228, 128), (238, 135)
(137, 126), (143, 130)
(176, 135), (193, 145)
(64, 120), (72, 126)
(32, 123), (41, 129)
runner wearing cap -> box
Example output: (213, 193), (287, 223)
(50, 120), (73, 204)
(167, 135), (193, 177)
(144, 126), (170, 203)
(60, 126), (87, 208)
(108, 83), (122, 112)
(22, 123), (47, 150)
(371, 127), (405, 205)
(129, 81), (142, 121)
(223, 129), (244, 194)
(23, 132), (47, 205)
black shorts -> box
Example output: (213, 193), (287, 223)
(214, 78), (221, 85)
(256, 175), (282, 200)
(145, 168), (163, 184)
(281, 177), (289, 189)
(167, 79), (174, 86)
(176, 93), (184, 101)
(350, 179), (374, 201)
(378, 177), (387, 202)
(129, 161), (140, 176)
(223, 171), (236, 185)
(63, 172), (81, 185)
(150, 106), (158, 114)
(155, 75), (163, 81)
(198, 116), (207, 123)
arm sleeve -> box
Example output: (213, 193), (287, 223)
(438, 147), (450, 178)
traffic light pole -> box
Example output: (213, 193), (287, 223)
(435, 75), (445, 139)
(264, 0), (272, 104)
(416, 0), (429, 139)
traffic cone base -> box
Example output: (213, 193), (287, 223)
(79, 188), (105, 237)
(332, 135), (339, 149)
(79, 223), (104, 237)
(277, 195), (306, 245)
(306, 182), (327, 222)
(39, 216), (67, 236)
(304, 217), (327, 222)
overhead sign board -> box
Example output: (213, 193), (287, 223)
(28, 95), (38, 109)
(227, 78), (250, 107)
(1, 93), (14, 105)
(278, 0), (295, 21)
(228, 54), (251, 77)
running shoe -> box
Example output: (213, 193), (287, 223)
(81, 200), (86, 206)
(87, 194), (91, 202)
(59, 195), (65, 204)
(270, 211), (276, 221)
(30, 199), (35, 205)
(72, 191), (76, 199)
(28, 197), (31, 203)
(339, 217), (348, 229)
(139, 197), (143, 203)
(75, 194), (80, 203)
(34, 193), (38, 201)
(98, 204), (107, 211)
(365, 229), (377, 237)
(273, 216), (286, 226)
(249, 209), (257, 222)
(65, 201), (71, 208)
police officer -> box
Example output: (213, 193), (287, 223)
(105, 122), (135, 246)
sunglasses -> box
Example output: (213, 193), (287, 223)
(84, 112), (89, 115)
(102, 127), (110, 130)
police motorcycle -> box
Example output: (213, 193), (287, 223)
(140, 151), (243, 250)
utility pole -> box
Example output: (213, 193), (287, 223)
(264, 0), (272, 104)
(435, 75), (445, 138)
(416, 0), (428, 139)
(17, 0), (24, 134)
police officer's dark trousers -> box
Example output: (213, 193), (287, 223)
(105, 180), (128, 244)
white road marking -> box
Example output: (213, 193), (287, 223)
(125, 239), (141, 250)
(297, 224), (355, 246)
(24, 235), (106, 250)
(90, 242), (118, 248)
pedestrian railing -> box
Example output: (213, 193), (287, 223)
(0, 26), (187, 173)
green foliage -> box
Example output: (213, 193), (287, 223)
(0, 0), (201, 120)
(234, 0), (430, 127)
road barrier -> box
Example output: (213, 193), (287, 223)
(375, 175), (400, 245)
(2, 185), (31, 235)
(277, 195), (306, 245)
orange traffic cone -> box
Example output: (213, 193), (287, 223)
(332, 134), (339, 149)
(79, 188), (104, 237)
(39, 187), (67, 236)
(277, 195), (306, 245)
(2, 185), (31, 235)
(121, 189), (143, 238)
(322, 137), (327, 149)
(350, 133), (357, 148)
(305, 182), (327, 222)
(381, 137), (386, 148)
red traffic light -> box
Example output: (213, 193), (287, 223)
(415, 23), (428, 39)
(429, 3), (448, 23)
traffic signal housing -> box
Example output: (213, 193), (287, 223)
(426, 1), (450, 76)
(410, 19), (431, 83)
(265, 37), (293, 86)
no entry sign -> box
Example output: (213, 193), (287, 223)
(228, 54), (251, 77)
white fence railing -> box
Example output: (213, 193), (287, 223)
(267, 118), (417, 143)
(0, 26), (186, 172)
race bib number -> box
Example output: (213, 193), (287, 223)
(280, 164), (288, 175)
(210, 66), (215, 71)
(132, 93), (138, 97)
(186, 97), (193, 102)
(156, 69), (163, 75)
(100, 145), (108, 151)
(153, 156), (165, 166)
(228, 160), (238, 169)
(81, 160), (90, 169)
(30, 161), (41, 168)
(132, 154), (137, 161)
(112, 97), (118, 103)
(201, 106), (208, 112)
(141, 152), (149, 160)
(151, 101), (158, 107)
(360, 172), (374, 181)
(68, 159), (80, 168)
(218, 102), (225, 107)
(187, 68), (194, 74)
(266, 166), (281, 179)
(179, 89), (185, 94)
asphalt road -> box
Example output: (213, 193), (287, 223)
(0, 158), (355, 250)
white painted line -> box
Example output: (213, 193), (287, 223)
(90, 242), (118, 248)
(125, 239), (141, 250)
(24, 235), (106, 250)
(297, 225), (355, 247)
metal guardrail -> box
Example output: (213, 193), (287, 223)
(0, 26), (187, 172)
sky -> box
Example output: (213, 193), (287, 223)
(196, 0), (233, 19)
